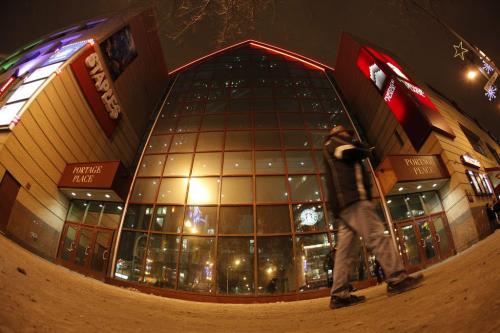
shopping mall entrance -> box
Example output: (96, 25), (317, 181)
(56, 200), (123, 280)
(394, 213), (454, 273)
(386, 191), (456, 273)
(58, 222), (114, 280)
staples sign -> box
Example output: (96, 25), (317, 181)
(85, 53), (121, 119)
(70, 47), (121, 138)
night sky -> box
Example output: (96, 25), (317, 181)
(1, 0), (499, 139)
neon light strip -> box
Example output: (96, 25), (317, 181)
(168, 40), (332, 75)
(249, 42), (328, 71)
(0, 76), (15, 95)
(168, 40), (251, 75)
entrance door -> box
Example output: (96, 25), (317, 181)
(0, 172), (21, 233)
(430, 215), (455, 260)
(395, 221), (423, 273)
(415, 218), (440, 266)
(58, 223), (114, 280)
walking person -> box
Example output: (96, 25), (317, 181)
(323, 125), (423, 309)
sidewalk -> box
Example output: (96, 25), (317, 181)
(1, 231), (500, 333)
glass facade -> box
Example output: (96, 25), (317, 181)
(114, 43), (363, 300)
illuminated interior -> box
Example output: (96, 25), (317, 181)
(113, 42), (377, 300)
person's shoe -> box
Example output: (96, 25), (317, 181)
(387, 273), (424, 296)
(329, 294), (366, 309)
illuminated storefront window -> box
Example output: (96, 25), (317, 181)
(114, 42), (365, 299)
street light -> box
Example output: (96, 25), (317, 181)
(466, 69), (478, 81)
(226, 259), (241, 294)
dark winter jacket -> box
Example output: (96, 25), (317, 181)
(323, 133), (373, 214)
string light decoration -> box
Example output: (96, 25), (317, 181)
(453, 41), (468, 61)
(485, 85), (497, 101)
(482, 60), (494, 75)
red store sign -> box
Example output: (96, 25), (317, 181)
(356, 46), (455, 150)
(70, 46), (121, 138)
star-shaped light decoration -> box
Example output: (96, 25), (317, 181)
(453, 41), (468, 61)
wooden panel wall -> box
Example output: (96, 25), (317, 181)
(0, 68), (140, 258)
(0, 8), (169, 260)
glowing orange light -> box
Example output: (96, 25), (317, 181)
(249, 42), (326, 71)
(169, 40), (251, 75)
(168, 40), (332, 75)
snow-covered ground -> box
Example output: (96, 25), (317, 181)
(1, 231), (500, 333)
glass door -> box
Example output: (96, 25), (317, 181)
(59, 224), (78, 265)
(430, 215), (454, 260)
(395, 222), (423, 273)
(89, 230), (114, 279)
(75, 228), (93, 268)
(415, 219), (439, 266)
(58, 223), (114, 280)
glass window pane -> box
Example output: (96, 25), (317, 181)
(221, 177), (253, 204)
(311, 131), (328, 149)
(219, 206), (254, 234)
(143, 235), (179, 288)
(176, 116), (201, 132)
(226, 114), (252, 129)
(145, 135), (171, 154)
(225, 132), (253, 150)
(296, 233), (330, 291)
(305, 114), (331, 129)
(83, 202), (103, 225)
(100, 203), (123, 229)
(196, 132), (224, 151)
(206, 101), (227, 113)
(123, 205), (153, 230)
(301, 100), (323, 113)
(421, 191), (443, 214)
(255, 131), (281, 149)
(223, 152), (253, 175)
(288, 175), (321, 202)
(163, 154), (193, 177)
(275, 99), (300, 113)
(256, 176), (288, 203)
(252, 99), (274, 112)
(279, 113), (304, 128)
(313, 150), (327, 173)
(254, 113), (278, 129)
(286, 151), (315, 174)
(187, 178), (220, 205)
(283, 131), (311, 149)
(217, 237), (255, 295)
(130, 178), (160, 203)
(170, 133), (197, 153)
(255, 151), (285, 174)
(406, 194), (425, 217)
(191, 152), (222, 176)
(201, 115), (225, 131)
(115, 231), (147, 282)
(292, 203), (326, 232)
(137, 155), (165, 177)
(178, 236), (216, 292)
(157, 178), (188, 204)
(67, 200), (87, 223)
(229, 99), (251, 112)
(387, 196), (411, 221)
(183, 206), (217, 235)
(256, 205), (291, 234)
(151, 206), (184, 233)
(257, 236), (296, 294)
